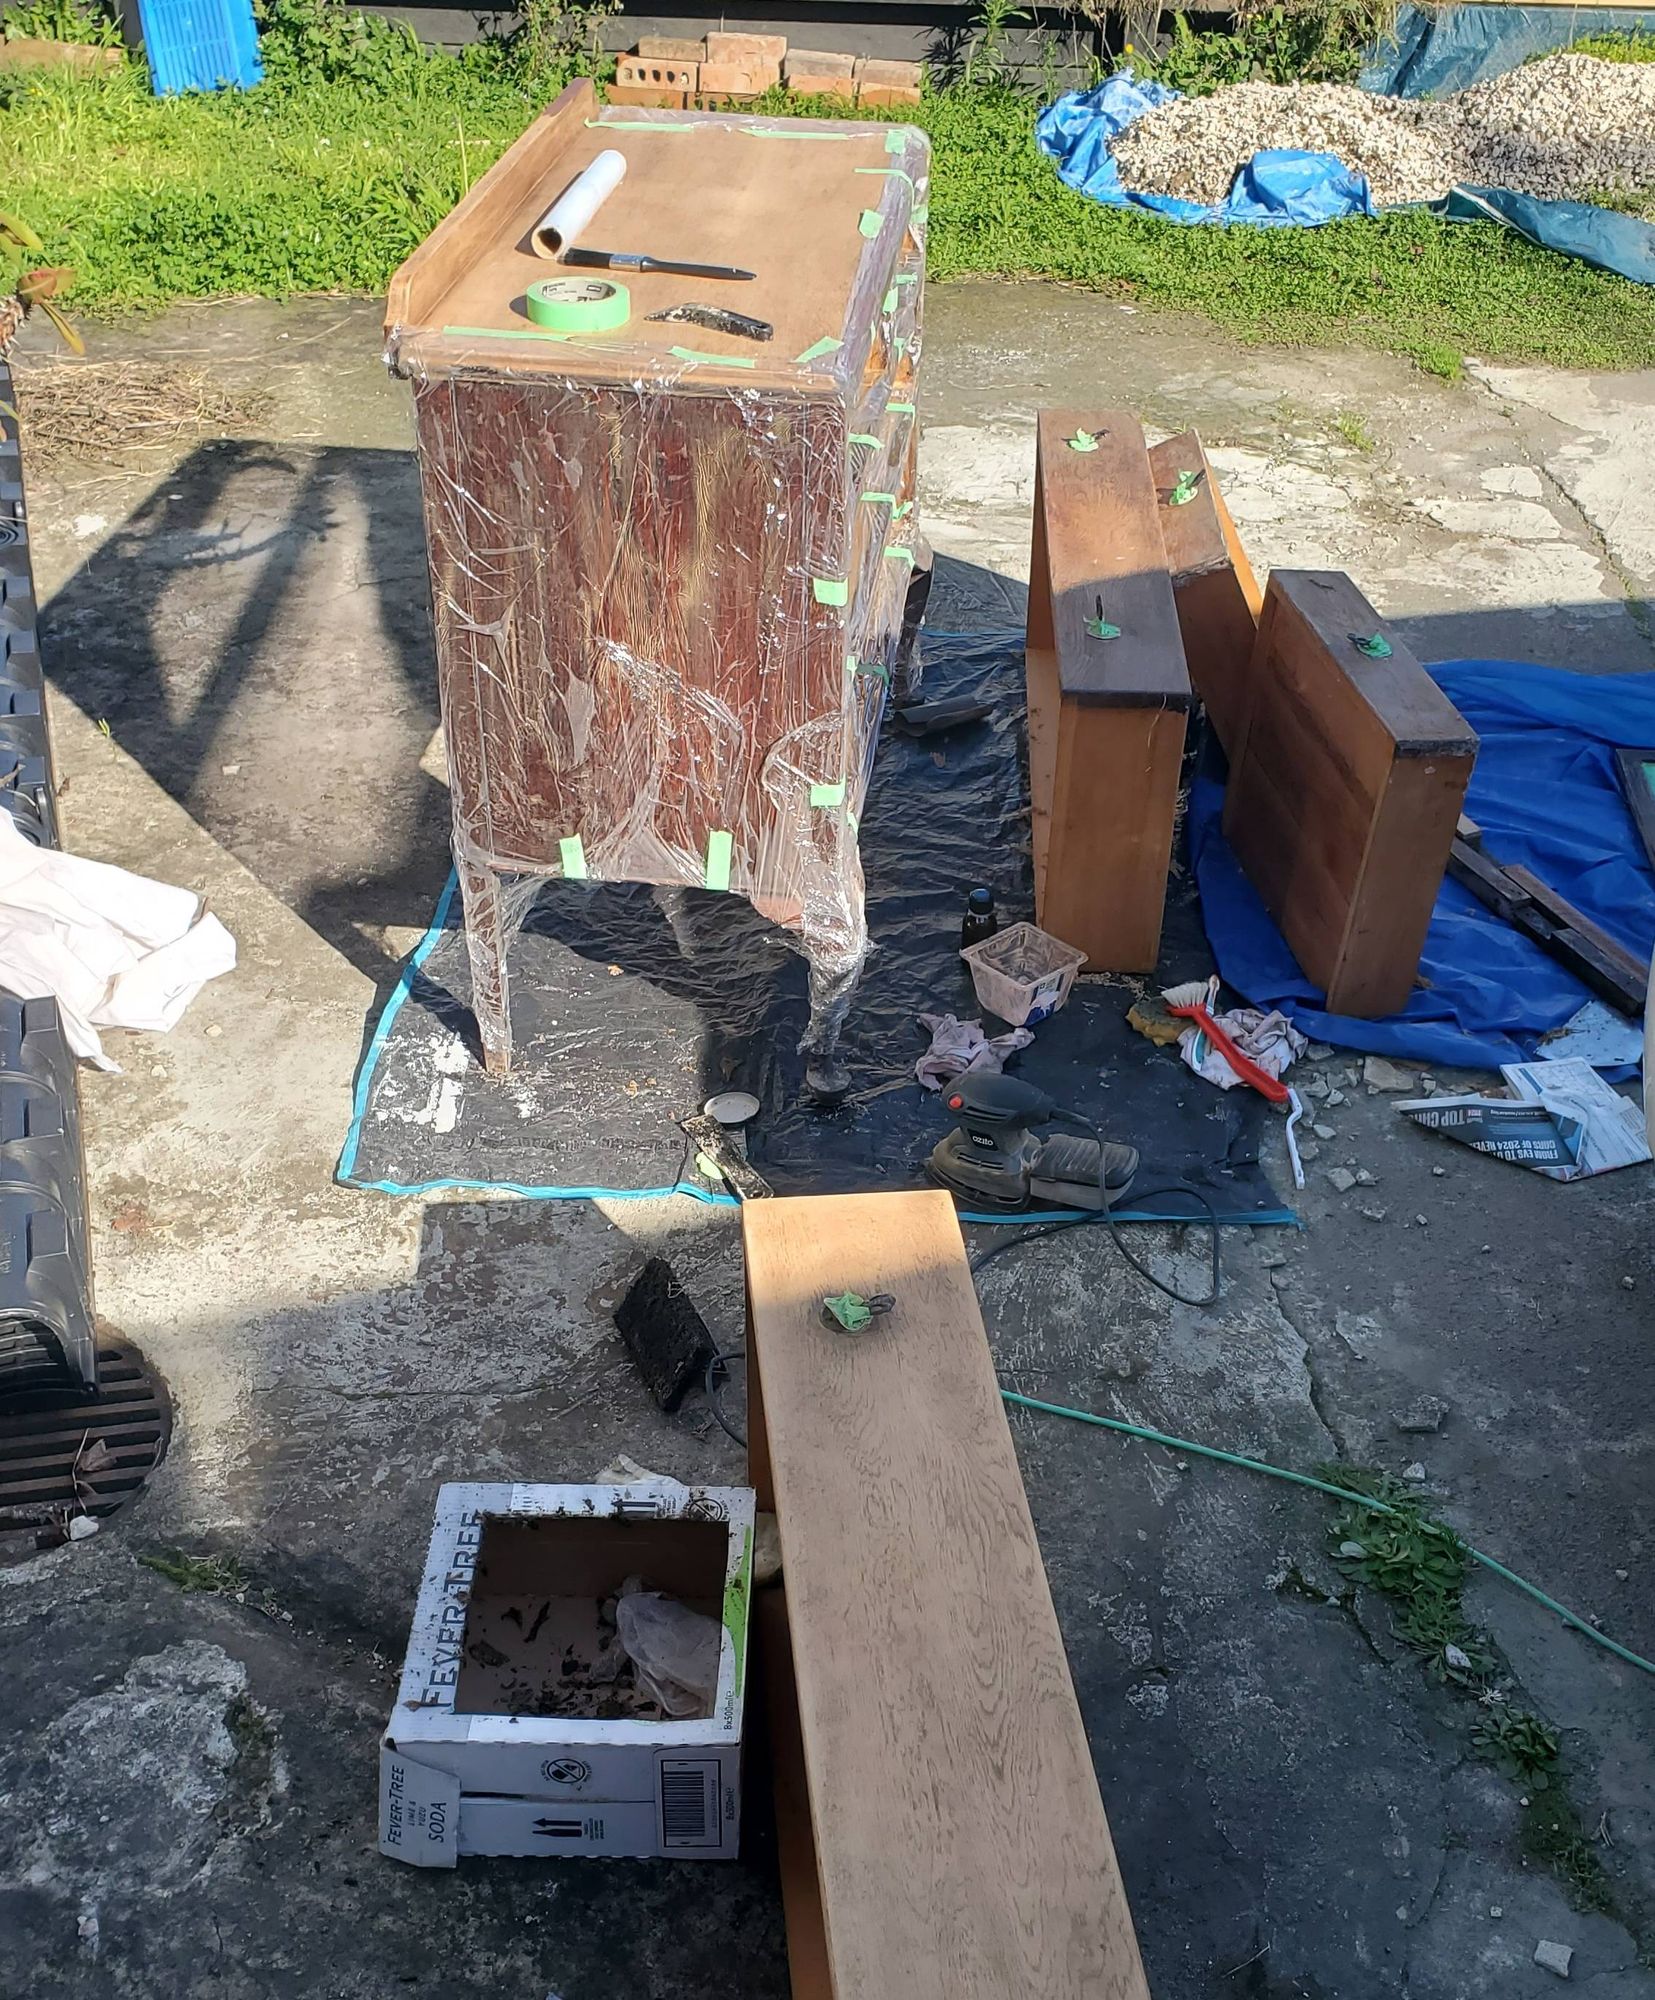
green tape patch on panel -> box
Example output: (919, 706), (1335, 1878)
(886, 546), (916, 568)
(861, 491), (897, 507)
(858, 209), (884, 238)
(559, 835), (587, 880)
(856, 166), (916, 192)
(848, 432), (880, 449)
(894, 272), (919, 288)
(911, 205), (929, 226)
(846, 808), (860, 835)
(888, 400), (915, 416)
(884, 128), (907, 153)
(671, 346), (758, 369)
(894, 499), (914, 519)
(813, 577), (849, 606)
(743, 126), (857, 139)
(704, 829), (733, 892)
(795, 336), (842, 363)
(809, 780), (846, 808)
(588, 118), (699, 131)
(883, 286), (899, 314)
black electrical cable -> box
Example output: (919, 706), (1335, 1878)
(704, 1347), (747, 1449)
(967, 1108), (1222, 1307)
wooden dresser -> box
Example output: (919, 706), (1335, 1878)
(387, 82), (928, 1076)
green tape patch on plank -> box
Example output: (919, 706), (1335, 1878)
(858, 209), (884, 238)
(588, 117), (699, 130)
(848, 432), (880, 449)
(743, 126), (857, 139)
(810, 780), (847, 808)
(886, 546), (916, 569)
(559, 835), (587, 880)
(795, 336), (842, 363)
(704, 829), (733, 892)
(888, 400), (916, 416)
(861, 491), (898, 507)
(671, 346), (757, 369)
(813, 577), (849, 606)
(443, 324), (570, 343)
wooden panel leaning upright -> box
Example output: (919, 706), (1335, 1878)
(1222, 570), (1478, 1018)
(1025, 410), (1191, 972)
(743, 1189), (1151, 2000)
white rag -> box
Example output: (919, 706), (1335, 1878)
(1177, 1006), (1306, 1091)
(0, 815), (236, 1068)
(915, 1012), (1034, 1090)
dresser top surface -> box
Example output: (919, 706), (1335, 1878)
(388, 84), (928, 396)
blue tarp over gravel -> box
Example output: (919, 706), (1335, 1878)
(1036, 66), (1655, 283)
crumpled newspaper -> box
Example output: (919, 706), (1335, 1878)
(1178, 1005), (1306, 1091)
(915, 1011), (1034, 1091)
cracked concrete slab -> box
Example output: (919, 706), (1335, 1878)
(1, 287), (1651, 1998)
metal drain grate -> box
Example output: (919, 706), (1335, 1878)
(0, 1338), (171, 1549)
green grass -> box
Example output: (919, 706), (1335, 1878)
(3, 54), (1654, 371)
(1333, 408), (1376, 450)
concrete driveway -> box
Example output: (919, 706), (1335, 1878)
(1, 287), (1651, 1999)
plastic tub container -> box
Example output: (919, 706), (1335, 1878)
(960, 921), (1085, 1027)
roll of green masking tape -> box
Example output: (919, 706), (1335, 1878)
(525, 276), (631, 333)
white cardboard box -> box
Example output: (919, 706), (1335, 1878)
(380, 1480), (754, 1867)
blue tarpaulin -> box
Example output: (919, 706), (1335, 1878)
(1037, 64), (1655, 283)
(1190, 662), (1655, 1073)
(1364, 3), (1655, 97)
(1036, 72), (1374, 226)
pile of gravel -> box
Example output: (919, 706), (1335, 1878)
(1110, 52), (1655, 209)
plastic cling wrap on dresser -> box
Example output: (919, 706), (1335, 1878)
(385, 93), (931, 1066)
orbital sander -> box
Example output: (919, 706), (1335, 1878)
(926, 1071), (1140, 1211)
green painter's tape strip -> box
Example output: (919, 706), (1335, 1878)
(795, 336), (842, 363)
(858, 657), (890, 683)
(723, 1526), (752, 1703)
(911, 205), (929, 226)
(848, 432), (880, 449)
(671, 346), (757, 369)
(813, 577), (849, 606)
(559, 835), (587, 880)
(894, 272), (919, 288)
(744, 126), (857, 139)
(861, 491), (898, 507)
(883, 287), (899, 314)
(894, 499), (914, 520)
(886, 546), (916, 569)
(704, 829), (733, 892)
(442, 324), (570, 343)
(888, 400), (916, 416)
(894, 337), (909, 359)
(846, 808), (860, 835)
(845, 653), (859, 677)
(858, 209), (884, 238)
(810, 781), (847, 808)
(885, 128), (905, 152)
(856, 165), (916, 192)
(588, 117), (699, 131)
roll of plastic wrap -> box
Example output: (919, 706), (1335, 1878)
(531, 149), (627, 259)
(524, 277), (631, 333)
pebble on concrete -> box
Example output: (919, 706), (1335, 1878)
(1363, 1056), (1418, 1091)
(1534, 1940), (1574, 1979)
(1327, 1167), (1357, 1192)
(1395, 1398), (1447, 1434)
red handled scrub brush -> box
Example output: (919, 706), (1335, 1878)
(1162, 976), (1305, 1189)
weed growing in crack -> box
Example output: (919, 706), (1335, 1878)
(1313, 1463), (1622, 1923)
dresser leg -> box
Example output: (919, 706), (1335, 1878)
(456, 850), (513, 1075)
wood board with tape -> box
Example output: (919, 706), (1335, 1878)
(744, 1189), (1151, 2000)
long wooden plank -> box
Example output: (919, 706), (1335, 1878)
(744, 1190), (1150, 2000)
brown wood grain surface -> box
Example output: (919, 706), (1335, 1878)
(1148, 431), (1260, 756)
(743, 1191), (1152, 2000)
(1223, 570), (1477, 1017)
(1025, 412), (1188, 969)
(389, 94), (919, 393)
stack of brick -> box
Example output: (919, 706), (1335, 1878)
(606, 35), (923, 109)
